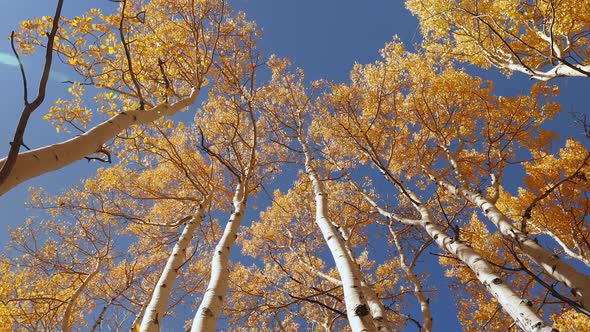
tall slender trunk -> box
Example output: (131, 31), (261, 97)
(335, 219), (392, 331)
(388, 226), (432, 332)
(140, 200), (208, 331)
(62, 259), (103, 332)
(417, 207), (554, 332)
(358, 186), (554, 332)
(299, 137), (377, 332)
(132, 288), (153, 332)
(191, 183), (247, 332)
(544, 230), (590, 268)
(434, 174), (590, 311)
(361, 282), (390, 332)
(467, 188), (590, 312)
(432, 149), (590, 310)
(297, 254), (390, 331)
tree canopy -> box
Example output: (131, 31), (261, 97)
(0, 0), (589, 331)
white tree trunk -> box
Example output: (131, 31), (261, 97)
(191, 183), (247, 332)
(418, 211), (554, 332)
(132, 289), (152, 332)
(358, 186), (554, 332)
(430, 151), (590, 310)
(62, 259), (102, 332)
(334, 219), (392, 331)
(388, 226), (432, 332)
(298, 257), (390, 331)
(140, 200), (208, 332)
(544, 230), (590, 268)
(361, 282), (390, 332)
(0, 89), (199, 196)
(466, 188), (590, 312)
(499, 60), (590, 81)
(299, 138), (377, 332)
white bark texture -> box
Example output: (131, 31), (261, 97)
(191, 184), (247, 332)
(140, 200), (208, 332)
(0, 88), (199, 196)
(336, 219), (392, 331)
(361, 282), (390, 332)
(435, 176), (590, 312)
(132, 289), (153, 332)
(359, 187), (554, 332)
(433, 150), (590, 310)
(389, 226), (432, 332)
(499, 60), (590, 81)
(300, 138), (377, 332)
(467, 189), (590, 311)
(62, 259), (102, 332)
(413, 202), (554, 332)
(300, 258), (390, 331)
(544, 230), (590, 268)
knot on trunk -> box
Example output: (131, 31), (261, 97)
(354, 304), (369, 317)
(200, 307), (214, 317)
(519, 299), (533, 307)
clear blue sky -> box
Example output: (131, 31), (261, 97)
(0, 1), (588, 330)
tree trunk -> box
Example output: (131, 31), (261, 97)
(544, 230), (590, 268)
(388, 225), (432, 332)
(62, 259), (102, 332)
(459, 185), (590, 312)
(428, 153), (590, 311)
(140, 200), (208, 331)
(415, 203), (554, 332)
(358, 185), (554, 332)
(335, 218), (392, 331)
(0, 88), (198, 196)
(299, 137), (377, 332)
(191, 183), (247, 332)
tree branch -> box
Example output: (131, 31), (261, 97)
(0, 0), (64, 187)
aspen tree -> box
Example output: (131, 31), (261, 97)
(407, 0), (590, 80)
(3, 1), (590, 330)
(140, 198), (210, 331)
(321, 41), (572, 329)
(259, 57), (383, 331)
(1, 0), (234, 194)
(190, 18), (273, 329)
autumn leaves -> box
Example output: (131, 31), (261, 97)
(1, 0), (589, 331)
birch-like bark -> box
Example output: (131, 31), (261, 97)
(140, 200), (208, 331)
(296, 240), (391, 331)
(132, 291), (152, 332)
(388, 225), (432, 332)
(0, 88), (199, 196)
(333, 220), (392, 332)
(497, 59), (590, 81)
(544, 230), (590, 268)
(414, 205), (554, 332)
(454, 14), (590, 81)
(62, 259), (103, 332)
(299, 137), (377, 332)
(339, 168), (431, 331)
(191, 183), (247, 332)
(361, 282), (390, 332)
(357, 186), (554, 332)
(433, 175), (590, 311)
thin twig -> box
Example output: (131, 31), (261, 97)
(0, 0), (65, 187)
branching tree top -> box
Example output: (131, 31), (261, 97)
(1, 1), (589, 331)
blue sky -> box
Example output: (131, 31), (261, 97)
(1, 0), (588, 330)
(0, 0), (419, 240)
